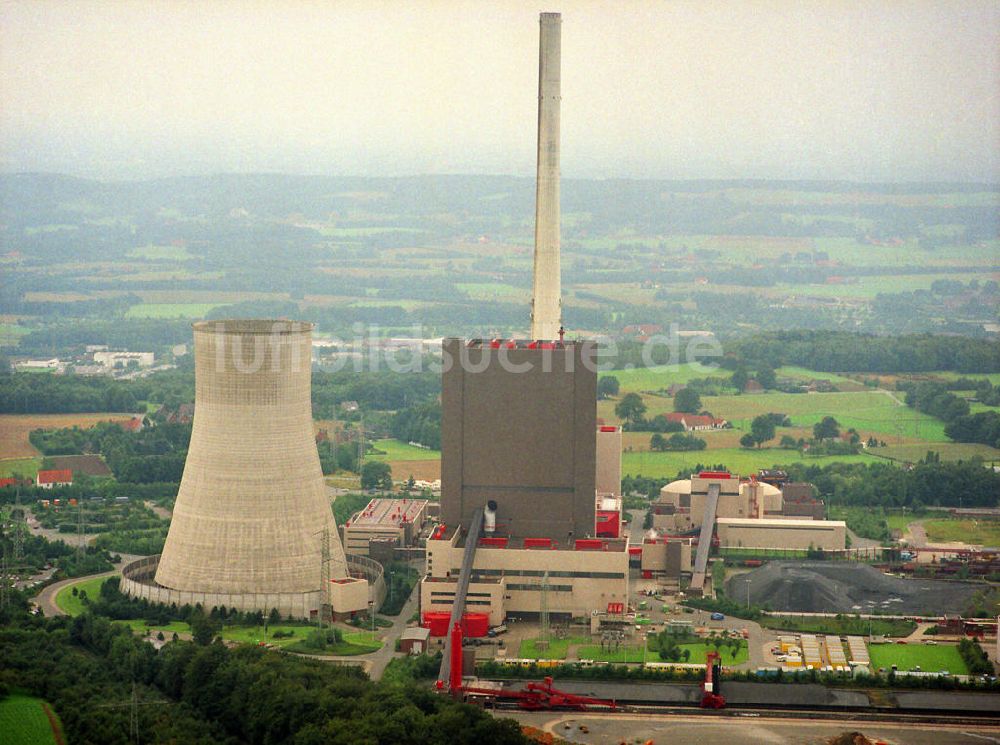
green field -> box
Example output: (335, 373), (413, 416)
(0, 694), (63, 745)
(127, 244), (196, 260)
(868, 643), (968, 674)
(124, 302), (226, 319)
(55, 574), (115, 616)
(601, 363), (726, 393)
(876, 443), (1000, 464)
(0, 457), (41, 478)
(456, 282), (525, 299)
(773, 367), (859, 386)
(0, 322), (30, 347)
(923, 519), (1000, 547)
(518, 636), (591, 660)
(622, 448), (877, 478)
(369, 439), (441, 461)
(704, 391), (948, 442)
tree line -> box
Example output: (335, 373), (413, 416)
(902, 380), (1000, 448)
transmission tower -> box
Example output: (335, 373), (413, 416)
(317, 526), (331, 628)
(11, 489), (25, 565)
(357, 417), (366, 470)
(77, 497), (85, 561)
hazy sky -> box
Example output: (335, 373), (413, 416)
(2, 0), (998, 181)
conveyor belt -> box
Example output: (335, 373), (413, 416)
(689, 482), (720, 593)
(438, 507), (484, 686)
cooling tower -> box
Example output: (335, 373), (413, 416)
(154, 320), (348, 600)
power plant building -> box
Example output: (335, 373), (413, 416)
(122, 320), (374, 619)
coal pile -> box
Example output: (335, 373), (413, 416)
(728, 561), (980, 615)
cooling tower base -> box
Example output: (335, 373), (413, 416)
(122, 555), (384, 621)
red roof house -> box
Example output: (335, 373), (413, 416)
(37, 469), (73, 488)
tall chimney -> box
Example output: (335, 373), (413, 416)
(530, 12), (562, 340)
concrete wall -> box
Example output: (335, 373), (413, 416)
(716, 519), (846, 551)
(595, 426), (622, 496)
(440, 338), (597, 541)
(421, 578), (506, 626)
(657, 478), (783, 531)
(424, 531), (628, 619)
(123, 555), (322, 619)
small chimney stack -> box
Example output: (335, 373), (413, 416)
(530, 12), (562, 340)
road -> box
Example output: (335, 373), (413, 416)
(34, 553), (144, 616)
(36, 568), (119, 616)
(143, 500), (172, 520)
(512, 711), (1000, 745)
(25, 508), (93, 548)
(364, 562), (423, 680)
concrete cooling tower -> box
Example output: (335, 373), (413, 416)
(122, 320), (372, 619)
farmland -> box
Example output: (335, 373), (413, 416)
(124, 303), (225, 319)
(0, 413), (137, 460)
(0, 694), (63, 745)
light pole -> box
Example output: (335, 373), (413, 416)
(745, 577), (751, 610)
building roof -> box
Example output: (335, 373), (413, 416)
(348, 498), (428, 528)
(120, 417), (143, 432)
(0, 477), (18, 488)
(664, 412), (726, 427)
(37, 469), (73, 484)
(401, 626), (431, 641)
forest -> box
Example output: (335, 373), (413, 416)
(0, 608), (526, 745)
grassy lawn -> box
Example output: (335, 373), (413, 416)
(285, 630), (382, 656)
(868, 643), (968, 674)
(760, 616), (915, 638)
(0, 457), (41, 478)
(55, 575), (115, 615)
(577, 641), (747, 665)
(369, 439), (440, 461)
(122, 620), (190, 636)
(923, 518), (1000, 547)
(221, 624), (317, 649)
(0, 694), (63, 745)
(621, 448), (877, 478)
(518, 636), (591, 660)
(124, 302), (226, 318)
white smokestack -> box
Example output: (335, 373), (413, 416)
(530, 11), (562, 340)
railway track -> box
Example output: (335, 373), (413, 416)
(488, 699), (1000, 726)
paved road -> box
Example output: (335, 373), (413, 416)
(25, 508), (93, 548)
(366, 564), (422, 680)
(36, 569), (119, 616)
(513, 711), (1000, 745)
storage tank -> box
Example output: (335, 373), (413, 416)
(150, 320), (351, 611)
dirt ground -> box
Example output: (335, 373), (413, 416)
(0, 413), (135, 458)
(388, 459), (441, 481)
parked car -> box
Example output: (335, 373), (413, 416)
(710, 612), (725, 621)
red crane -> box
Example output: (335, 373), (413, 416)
(438, 622), (617, 712)
(700, 650), (726, 709)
